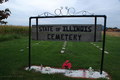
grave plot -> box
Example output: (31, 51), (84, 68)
(25, 41), (111, 79)
(28, 7), (108, 79)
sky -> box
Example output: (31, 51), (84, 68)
(1, 0), (120, 28)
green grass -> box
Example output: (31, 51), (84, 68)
(0, 25), (29, 41)
(0, 34), (21, 42)
(0, 34), (120, 80)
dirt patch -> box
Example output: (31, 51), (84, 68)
(102, 31), (120, 37)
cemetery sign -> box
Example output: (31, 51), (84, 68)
(29, 7), (107, 74)
(32, 24), (102, 42)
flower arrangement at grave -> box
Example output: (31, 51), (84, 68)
(62, 60), (71, 69)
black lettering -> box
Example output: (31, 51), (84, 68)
(88, 26), (92, 32)
(39, 26), (43, 32)
(76, 26), (80, 31)
(39, 26), (53, 31)
(50, 26), (53, 31)
(73, 34), (77, 40)
(42, 26), (44, 31)
(51, 34), (54, 40)
(69, 26), (72, 31)
(63, 26), (67, 31)
(65, 34), (68, 40)
(56, 34), (60, 39)
(69, 34), (72, 40)
(47, 26), (50, 31)
(85, 26), (88, 32)
(47, 34), (51, 40)
(73, 26), (77, 31)
(44, 27), (48, 31)
(56, 28), (60, 31)
(61, 34), (64, 40)
(80, 26), (84, 32)
(66, 26), (69, 31)
(78, 35), (81, 40)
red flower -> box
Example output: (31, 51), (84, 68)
(62, 63), (66, 69)
(62, 60), (71, 69)
(65, 60), (69, 63)
(67, 63), (71, 69)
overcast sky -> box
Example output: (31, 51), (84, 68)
(1, 0), (120, 28)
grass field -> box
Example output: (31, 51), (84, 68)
(0, 33), (120, 80)
(0, 25), (29, 41)
(0, 25), (120, 80)
(0, 25), (29, 35)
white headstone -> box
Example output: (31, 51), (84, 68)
(61, 50), (64, 53)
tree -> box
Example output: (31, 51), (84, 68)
(0, 0), (11, 25)
(0, 0), (8, 3)
(113, 27), (118, 29)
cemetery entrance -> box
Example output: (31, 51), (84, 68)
(29, 7), (107, 74)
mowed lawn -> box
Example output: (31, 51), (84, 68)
(0, 34), (120, 80)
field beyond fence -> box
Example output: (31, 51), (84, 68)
(0, 25), (29, 35)
(1, 25), (120, 37)
(0, 25), (29, 41)
(106, 31), (120, 37)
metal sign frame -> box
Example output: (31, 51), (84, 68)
(28, 7), (107, 74)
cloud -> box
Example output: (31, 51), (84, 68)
(0, 0), (120, 28)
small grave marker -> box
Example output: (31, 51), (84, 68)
(62, 47), (65, 49)
(20, 49), (24, 51)
(61, 50), (64, 53)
